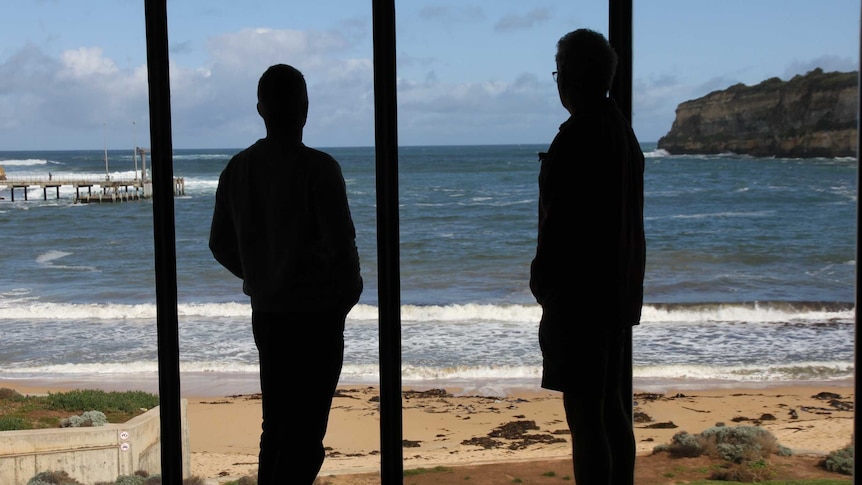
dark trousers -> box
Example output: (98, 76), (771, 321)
(252, 310), (345, 485)
(561, 326), (634, 485)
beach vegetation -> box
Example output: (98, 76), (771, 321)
(224, 477), (256, 485)
(820, 443), (853, 475)
(0, 388), (158, 430)
(653, 430), (703, 457)
(27, 470), (83, 485)
(653, 425), (791, 463)
(0, 415), (29, 431)
(101, 470), (162, 485)
(29, 469), (209, 485)
(0, 387), (25, 401)
(403, 466), (453, 476)
(651, 425), (811, 482)
(60, 410), (108, 427)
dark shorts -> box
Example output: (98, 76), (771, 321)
(538, 308), (627, 395)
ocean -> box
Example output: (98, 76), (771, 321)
(0, 143), (856, 396)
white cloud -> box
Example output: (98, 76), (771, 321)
(494, 8), (552, 33)
(58, 47), (118, 79)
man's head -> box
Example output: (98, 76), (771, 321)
(555, 29), (618, 111)
(257, 64), (309, 131)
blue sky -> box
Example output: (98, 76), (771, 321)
(1, 0), (858, 150)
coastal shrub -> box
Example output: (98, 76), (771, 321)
(653, 425), (791, 462)
(114, 473), (158, 485)
(652, 431), (703, 457)
(708, 459), (777, 482)
(821, 443), (853, 475)
(223, 477), (256, 485)
(699, 425), (791, 462)
(35, 470), (210, 485)
(403, 466), (452, 476)
(60, 410), (108, 428)
(45, 389), (159, 414)
(0, 415), (30, 431)
(93, 470), (161, 485)
(0, 387), (24, 400)
(27, 470), (83, 484)
(110, 476), (143, 485)
(30, 469), (216, 485)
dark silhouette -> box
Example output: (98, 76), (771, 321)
(529, 29), (645, 485)
(209, 64), (363, 485)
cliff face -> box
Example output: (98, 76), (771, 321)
(657, 69), (858, 158)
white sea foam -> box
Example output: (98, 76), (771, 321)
(0, 158), (48, 166)
(35, 250), (97, 271)
(0, 361), (851, 388)
(640, 303), (853, 323)
(0, 299), (853, 324)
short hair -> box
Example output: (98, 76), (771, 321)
(257, 64), (309, 125)
(555, 29), (618, 97)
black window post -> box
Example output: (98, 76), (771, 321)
(609, 0), (634, 428)
(143, 1), (184, 483)
(371, 1), (404, 483)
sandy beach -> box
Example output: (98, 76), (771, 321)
(2, 380), (853, 484)
(188, 384), (855, 483)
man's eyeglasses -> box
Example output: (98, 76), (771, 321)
(552, 71), (558, 82)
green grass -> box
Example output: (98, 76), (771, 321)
(0, 387), (159, 430)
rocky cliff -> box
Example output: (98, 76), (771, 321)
(657, 68), (858, 158)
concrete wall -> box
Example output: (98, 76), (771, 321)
(0, 400), (189, 485)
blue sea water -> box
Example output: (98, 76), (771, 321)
(0, 143), (856, 396)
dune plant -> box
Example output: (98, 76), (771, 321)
(60, 410), (108, 428)
(27, 470), (83, 485)
(653, 424), (791, 462)
(0, 388), (158, 430)
(821, 443), (853, 475)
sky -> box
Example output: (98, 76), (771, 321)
(0, 0), (859, 150)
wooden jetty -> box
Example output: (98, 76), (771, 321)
(0, 147), (185, 203)
(0, 176), (185, 203)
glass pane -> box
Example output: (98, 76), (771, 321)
(1, 1), (858, 483)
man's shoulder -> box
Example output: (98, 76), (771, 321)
(301, 144), (339, 164)
(223, 140), (263, 166)
(299, 145), (345, 178)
